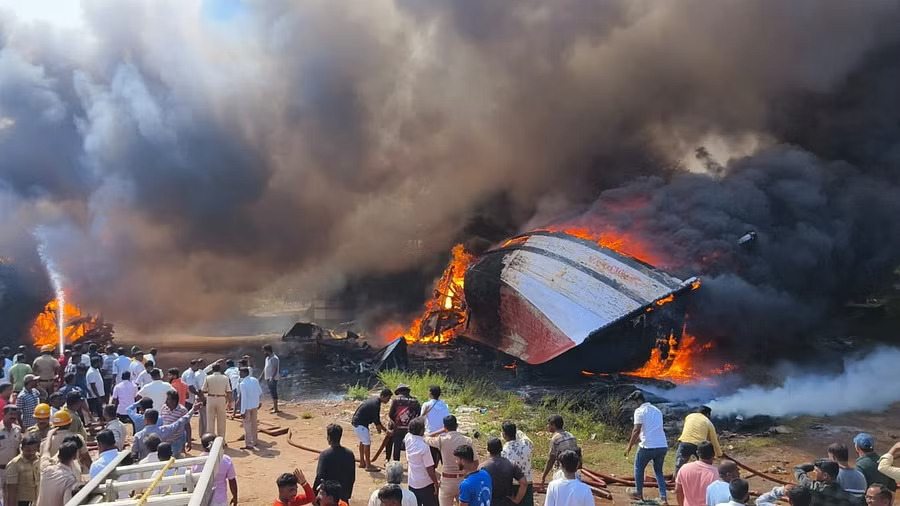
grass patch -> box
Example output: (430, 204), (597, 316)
(301, 412), (314, 420)
(345, 383), (370, 401)
(374, 370), (629, 474)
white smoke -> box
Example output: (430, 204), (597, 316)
(708, 347), (900, 417)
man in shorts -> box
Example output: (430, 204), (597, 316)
(351, 388), (392, 471)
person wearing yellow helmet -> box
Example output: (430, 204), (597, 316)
(27, 403), (52, 441)
(41, 410), (92, 471)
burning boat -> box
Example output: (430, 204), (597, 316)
(396, 230), (700, 375)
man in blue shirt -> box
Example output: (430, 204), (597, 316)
(131, 405), (198, 460)
(454, 444), (492, 506)
(90, 430), (120, 478)
(126, 398), (155, 432)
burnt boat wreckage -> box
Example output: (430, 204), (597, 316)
(283, 230), (700, 379)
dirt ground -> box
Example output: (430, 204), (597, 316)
(154, 398), (900, 506)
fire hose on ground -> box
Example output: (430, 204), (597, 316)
(722, 453), (792, 486)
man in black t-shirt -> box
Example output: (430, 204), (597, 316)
(314, 423), (356, 502)
(387, 384), (421, 462)
(482, 437), (527, 506)
(351, 388), (392, 471)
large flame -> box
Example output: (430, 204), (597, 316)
(382, 244), (475, 344)
(30, 300), (88, 348)
(628, 332), (734, 383)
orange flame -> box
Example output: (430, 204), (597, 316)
(628, 332), (734, 383)
(30, 300), (88, 348)
(382, 244), (476, 345)
(541, 225), (662, 265)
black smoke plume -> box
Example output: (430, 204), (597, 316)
(1, 0), (900, 338)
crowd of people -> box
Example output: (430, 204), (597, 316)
(0, 341), (282, 505)
(0, 341), (898, 506)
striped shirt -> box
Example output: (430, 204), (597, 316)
(160, 404), (188, 442)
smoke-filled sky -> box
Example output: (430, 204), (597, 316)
(2, 0), (900, 334)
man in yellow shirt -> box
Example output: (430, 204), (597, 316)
(675, 406), (721, 477)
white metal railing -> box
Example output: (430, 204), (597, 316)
(65, 437), (224, 506)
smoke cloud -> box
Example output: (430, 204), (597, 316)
(2, 0), (900, 333)
(708, 347), (900, 417)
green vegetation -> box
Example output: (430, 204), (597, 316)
(345, 383), (370, 401)
(343, 370), (646, 474)
(301, 412), (314, 420)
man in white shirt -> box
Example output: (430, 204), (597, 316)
(111, 372), (138, 422)
(85, 357), (106, 419)
(261, 345), (280, 413)
(720, 478), (750, 506)
(545, 450), (593, 506)
(181, 359), (207, 435)
(368, 464), (418, 506)
(624, 391), (669, 503)
(137, 369), (176, 412)
(134, 361), (154, 390)
(103, 405), (127, 451)
(113, 347), (132, 384)
(224, 360), (241, 417)
(238, 367), (262, 450)
(128, 351), (145, 381)
(404, 417), (438, 506)
(707, 460), (740, 506)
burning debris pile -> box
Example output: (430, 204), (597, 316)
(30, 300), (114, 349)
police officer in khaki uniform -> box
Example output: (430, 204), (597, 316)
(201, 363), (232, 440)
(0, 405), (23, 479)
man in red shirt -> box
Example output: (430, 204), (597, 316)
(168, 368), (190, 406)
(675, 441), (719, 506)
(274, 469), (314, 506)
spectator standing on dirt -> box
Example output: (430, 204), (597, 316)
(624, 391), (669, 504)
(16, 376), (42, 429)
(388, 383), (421, 463)
(275, 469), (316, 506)
(706, 460), (740, 506)
(138, 369), (176, 414)
(262, 344), (281, 414)
(405, 417), (439, 506)
(545, 449), (592, 506)
(351, 388), (392, 471)
(160, 390), (191, 456)
(482, 437), (527, 506)
(192, 433), (239, 506)
(426, 414), (473, 506)
(314, 424), (356, 503)
(422, 386), (450, 463)
(854, 433), (897, 491)
(111, 371), (137, 423)
(540, 414), (577, 486)
(367, 463), (417, 506)
(86, 357), (105, 419)
(675, 440), (719, 506)
(112, 347), (131, 384)
(675, 406), (722, 477)
(877, 442), (900, 482)
(828, 442), (867, 497)
(238, 367), (262, 450)
(182, 359), (208, 435)
(501, 421), (534, 506)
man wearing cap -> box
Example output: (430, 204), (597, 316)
(15, 375), (41, 429)
(202, 363), (232, 439)
(387, 384), (421, 462)
(28, 403), (53, 440)
(854, 433), (897, 491)
(33, 346), (59, 395)
(793, 458), (857, 506)
(0, 405), (23, 482)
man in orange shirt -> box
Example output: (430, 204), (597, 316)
(168, 368), (190, 406)
(274, 469), (314, 506)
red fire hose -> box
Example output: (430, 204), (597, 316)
(722, 453), (792, 486)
